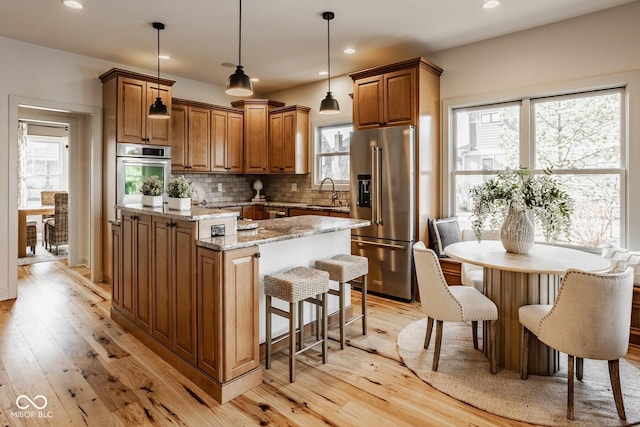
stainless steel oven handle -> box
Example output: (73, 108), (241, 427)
(351, 239), (406, 250)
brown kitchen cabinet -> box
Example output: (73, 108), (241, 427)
(100, 68), (175, 287)
(632, 287), (640, 348)
(197, 246), (260, 382)
(111, 222), (122, 311)
(242, 205), (263, 220)
(232, 99), (284, 174)
(151, 216), (197, 364)
(211, 108), (244, 173)
(121, 214), (150, 322)
(100, 69), (174, 145)
(439, 257), (462, 286)
(289, 208), (330, 217)
(171, 100), (211, 172)
(330, 211), (351, 218)
(269, 105), (310, 174)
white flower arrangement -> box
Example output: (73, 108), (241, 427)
(139, 175), (164, 196)
(166, 175), (192, 198)
(469, 166), (573, 242)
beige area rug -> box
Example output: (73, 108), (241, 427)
(397, 319), (640, 426)
(18, 243), (67, 266)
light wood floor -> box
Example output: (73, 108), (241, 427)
(2, 261), (639, 426)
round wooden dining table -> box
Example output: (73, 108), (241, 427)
(445, 240), (612, 375)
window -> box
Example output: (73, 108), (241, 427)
(24, 135), (67, 206)
(451, 88), (624, 249)
(314, 123), (352, 188)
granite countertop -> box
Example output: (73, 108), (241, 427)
(197, 215), (370, 251)
(204, 200), (350, 214)
(117, 203), (238, 221)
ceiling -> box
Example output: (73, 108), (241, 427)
(0, 0), (635, 94)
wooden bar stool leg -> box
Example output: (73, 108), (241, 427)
(362, 275), (368, 335)
(322, 292), (328, 364)
(315, 293), (321, 340)
(290, 302), (297, 383)
(339, 281), (346, 349)
(297, 301), (304, 352)
(265, 295), (272, 369)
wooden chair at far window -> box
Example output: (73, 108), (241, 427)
(44, 192), (69, 255)
(519, 267), (634, 420)
(41, 190), (59, 246)
(413, 241), (498, 374)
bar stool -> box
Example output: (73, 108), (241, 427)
(315, 254), (368, 349)
(264, 266), (329, 382)
(26, 221), (38, 254)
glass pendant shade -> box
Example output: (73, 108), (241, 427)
(319, 11), (339, 114)
(319, 91), (340, 114)
(149, 22), (169, 119)
(226, 65), (253, 96)
(226, 0), (253, 96)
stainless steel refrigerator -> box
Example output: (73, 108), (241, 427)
(350, 125), (415, 300)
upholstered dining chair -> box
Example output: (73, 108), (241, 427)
(460, 229), (500, 291)
(413, 241), (498, 373)
(41, 190), (58, 247)
(519, 267), (634, 420)
(44, 192), (69, 255)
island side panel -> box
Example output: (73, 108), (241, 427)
(257, 229), (352, 343)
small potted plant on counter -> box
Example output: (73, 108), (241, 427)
(140, 175), (164, 207)
(166, 175), (192, 211)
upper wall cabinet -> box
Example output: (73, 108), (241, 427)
(269, 105), (310, 174)
(172, 99), (244, 173)
(100, 68), (174, 145)
(350, 58), (442, 130)
(232, 100), (284, 174)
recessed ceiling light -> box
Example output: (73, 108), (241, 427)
(62, 0), (84, 9)
(250, 78), (259, 82)
(221, 62), (236, 68)
(482, 0), (500, 9)
(158, 54), (170, 60)
(318, 71), (328, 76)
(344, 48), (356, 54)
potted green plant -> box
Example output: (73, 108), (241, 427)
(469, 166), (573, 254)
(166, 175), (192, 211)
(139, 175), (164, 207)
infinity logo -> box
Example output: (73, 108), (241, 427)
(16, 395), (48, 410)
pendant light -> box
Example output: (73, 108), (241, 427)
(319, 11), (339, 115)
(148, 22), (170, 119)
(226, 0), (253, 96)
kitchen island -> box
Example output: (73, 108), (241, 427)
(111, 205), (368, 404)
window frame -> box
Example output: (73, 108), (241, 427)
(311, 120), (353, 191)
(443, 77), (632, 249)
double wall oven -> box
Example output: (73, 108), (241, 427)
(116, 143), (171, 205)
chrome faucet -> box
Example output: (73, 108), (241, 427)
(319, 177), (339, 206)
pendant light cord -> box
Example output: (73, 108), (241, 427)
(156, 26), (161, 93)
(326, 15), (331, 93)
(238, 0), (242, 67)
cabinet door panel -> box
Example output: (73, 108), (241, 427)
(121, 216), (136, 320)
(197, 248), (223, 381)
(171, 103), (188, 171)
(227, 112), (244, 173)
(173, 220), (197, 364)
(269, 113), (284, 173)
(118, 78), (146, 143)
(210, 110), (228, 172)
(244, 105), (269, 173)
(152, 219), (173, 347)
(147, 84), (172, 145)
(353, 76), (384, 129)
(384, 69), (415, 127)
(282, 111), (296, 172)
(223, 247), (259, 381)
(135, 215), (152, 333)
(111, 224), (122, 310)
(188, 107), (211, 171)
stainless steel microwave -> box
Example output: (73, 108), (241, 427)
(116, 143), (171, 205)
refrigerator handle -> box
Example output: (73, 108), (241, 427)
(371, 147), (377, 224)
(376, 147), (383, 225)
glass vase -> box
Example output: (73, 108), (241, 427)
(500, 208), (534, 254)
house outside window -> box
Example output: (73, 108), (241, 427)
(451, 88), (624, 249)
(314, 123), (352, 189)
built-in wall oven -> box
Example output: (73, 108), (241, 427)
(116, 143), (171, 205)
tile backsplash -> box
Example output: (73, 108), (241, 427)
(182, 173), (350, 207)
